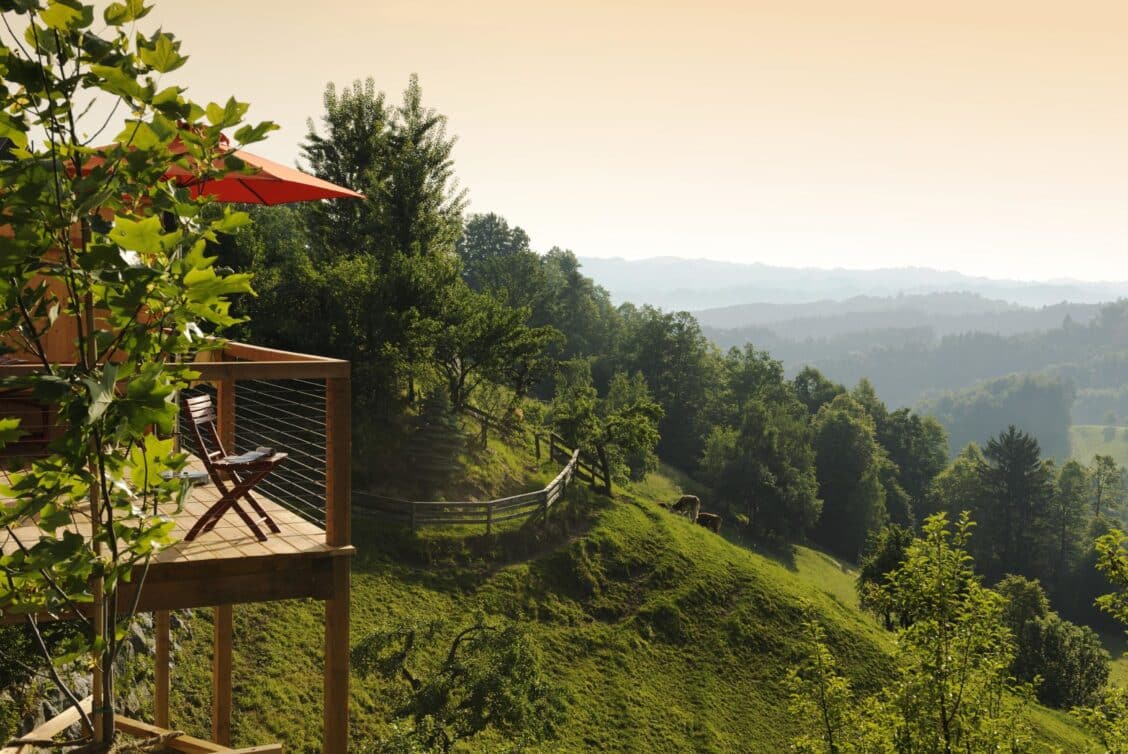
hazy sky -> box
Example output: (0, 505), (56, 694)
(137, 2), (1128, 280)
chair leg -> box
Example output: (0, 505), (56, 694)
(242, 490), (282, 534)
(185, 505), (223, 541)
(228, 500), (268, 542)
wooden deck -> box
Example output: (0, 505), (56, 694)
(0, 460), (353, 622)
(0, 339), (353, 752)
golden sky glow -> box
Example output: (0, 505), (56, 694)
(142, 1), (1128, 280)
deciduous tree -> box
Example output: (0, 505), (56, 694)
(0, 0), (268, 742)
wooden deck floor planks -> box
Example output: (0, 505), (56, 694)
(0, 462), (352, 621)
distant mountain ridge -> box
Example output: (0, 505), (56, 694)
(578, 256), (1128, 310)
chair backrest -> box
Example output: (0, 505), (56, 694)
(182, 394), (226, 472)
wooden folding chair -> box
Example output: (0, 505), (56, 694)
(181, 394), (286, 542)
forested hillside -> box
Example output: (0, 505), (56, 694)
(7, 53), (1128, 754)
(157, 440), (1095, 753)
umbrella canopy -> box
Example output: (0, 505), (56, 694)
(89, 133), (364, 205)
(171, 146), (365, 205)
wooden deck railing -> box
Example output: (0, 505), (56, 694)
(0, 340), (351, 546)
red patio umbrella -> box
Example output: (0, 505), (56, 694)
(169, 142), (365, 205)
(90, 132), (364, 205)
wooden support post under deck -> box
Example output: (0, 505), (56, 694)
(212, 605), (233, 747)
(324, 558), (350, 754)
(155, 610), (170, 729)
(324, 374), (351, 754)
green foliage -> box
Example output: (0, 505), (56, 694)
(810, 395), (888, 561)
(296, 75), (464, 425)
(856, 525), (913, 630)
(352, 618), (566, 753)
(456, 213), (538, 302)
(616, 304), (721, 467)
(1074, 684), (1128, 754)
(972, 426), (1055, 582)
(1048, 460), (1091, 586)
(1016, 614), (1109, 709)
(550, 361), (662, 489)
(0, 0), (268, 739)
(793, 366), (845, 416)
(786, 618), (870, 754)
(792, 513), (1035, 754)
(883, 513), (1031, 752)
(920, 442), (984, 523)
(700, 347), (821, 541)
(997, 575), (1110, 709)
(433, 283), (562, 409)
(1072, 528), (1128, 748)
(1091, 454), (1125, 520)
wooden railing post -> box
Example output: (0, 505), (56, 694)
(216, 378), (235, 453)
(486, 503), (493, 535)
(325, 375), (351, 548)
(534, 433), (541, 460)
(549, 434), (556, 462)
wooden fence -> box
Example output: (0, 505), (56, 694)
(353, 408), (608, 532)
(355, 448), (580, 533)
(459, 404), (610, 490)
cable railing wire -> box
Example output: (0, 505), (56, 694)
(177, 378), (329, 526)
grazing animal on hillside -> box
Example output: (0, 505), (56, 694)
(696, 512), (722, 534)
(657, 502), (672, 511)
(672, 495), (701, 521)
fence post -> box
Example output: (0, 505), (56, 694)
(534, 433), (541, 460)
(486, 503), (493, 535)
(549, 434), (556, 462)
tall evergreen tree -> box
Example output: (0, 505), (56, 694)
(300, 75), (466, 414)
(973, 426), (1054, 582)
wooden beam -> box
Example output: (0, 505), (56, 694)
(156, 610), (171, 728)
(114, 715), (229, 754)
(323, 557), (350, 754)
(212, 605), (233, 747)
(192, 360), (348, 382)
(0, 550), (354, 624)
(325, 375), (351, 548)
(229, 746), (284, 754)
(224, 340), (343, 365)
(2, 696), (92, 754)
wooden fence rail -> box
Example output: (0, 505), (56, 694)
(460, 404), (609, 491)
(354, 448), (581, 533)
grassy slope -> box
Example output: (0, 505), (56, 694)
(1071, 424), (1128, 466)
(161, 434), (1096, 753)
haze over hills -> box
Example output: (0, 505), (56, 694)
(579, 256), (1128, 311)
